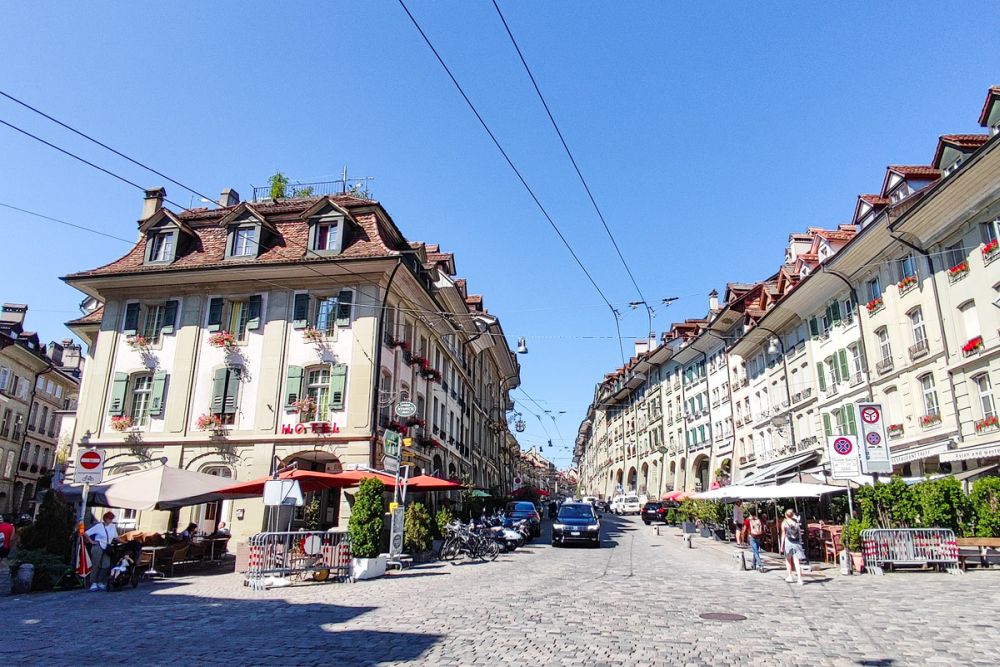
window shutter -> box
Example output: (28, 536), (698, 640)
(822, 413), (832, 436)
(150, 371), (167, 415)
(292, 293), (310, 330)
(109, 372), (129, 415)
(838, 349), (850, 382)
(123, 303), (141, 335)
(830, 301), (842, 323)
(330, 363), (347, 410)
(223, 371), (239, 415)
(845, 404), (858, 435)
(246, 294), (262, 331)
(809, 317), (819, 338)
(161, 300), (179, 335)
(210, 368), (227, 414)
(207, 298), (224, 332)
(335, 290), (353, 327)
(816, 363), (827, 391)
(285, 366), (303, 407)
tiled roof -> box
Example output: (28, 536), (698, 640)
(66, 305), (104, 326)
(859, 194), (890, 206)
(65, 195), (407, 279)
(978, 86), (1000, 126)
(932, 134), (990, 167)
(887, 165), (941, 179)
(816, 229), (856, 242)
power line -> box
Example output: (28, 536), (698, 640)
(396, 0), (626, 365)
(0, 89), (218, 205)
(0, 118), (187, 210)
(490, 0), (650, 316)
(0, 201), (135, 244)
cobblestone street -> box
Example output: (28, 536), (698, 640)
(3, 514), (997, 666)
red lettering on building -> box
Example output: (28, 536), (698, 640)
(281, 422), (340, 435)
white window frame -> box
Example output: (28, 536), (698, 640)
(919, 374), (939, 417)
(974, 374), (996, 421)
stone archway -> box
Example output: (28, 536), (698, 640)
(279, 449), (345, 530)
(691, 454), (710, 493)
(627, 467), (637, 493)
(668, 460), (677, 491)
(678, 458), (687, 490)
(640, 462), (650, 495)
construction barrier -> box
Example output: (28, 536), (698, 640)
(245, 530), (352, 590)
(860, 528), (961, 576)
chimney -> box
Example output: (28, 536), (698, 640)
(634, 339), (649, 357)
(142, 187), (166, 220)
(219, 188), (240, 207)
(47, 341), (64, 366)
(709, 289), (719, 312)
(61, 339), (82, 371)
(0, 303), (27, 326)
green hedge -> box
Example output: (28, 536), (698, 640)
(856, 475), (997, 537)
(348, 478), (384, 558)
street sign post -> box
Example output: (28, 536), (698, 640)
(828, 435), (861, 479)
(856, 403), (893, 474)
(394, 401), (417, 418)
(74, 448), (105, 484)
(389, 505), (405, 557)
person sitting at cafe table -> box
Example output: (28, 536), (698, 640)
(213, 521), (230, 537)
(180, 522), (198, 540)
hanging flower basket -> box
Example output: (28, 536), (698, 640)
(196, 414), (224, 431)
(387, 421), (409, 435)
(962, 336), (984, 356)
(896, 275), (917, 292)
(388, 339), (410, 352)
(302, 327), (324, 343)
(208, 331), (238, 350)
(947, 261), (969, 281)
(420, 368), (442, 383)
(111, 415), (134, 432)
(982, 239), (999, 259)
(291, 397), (317, 420)
(920, 414), (942, 427)
(975, 415), (999, 433)
(126, 334), (151, 351)
(409, 354), (430, 369)
(406, 416), (426, 428)
(865, 297), (884, 314)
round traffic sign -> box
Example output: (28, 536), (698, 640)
(866, 432), (882, 446)
(394, 401), (417, 418)
(861, 407), (880, 424)
(80, 450), (103, 470)
(833, 437), (853, 456)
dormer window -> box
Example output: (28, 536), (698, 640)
(308, 213), (346, 255)
(232, 226), (258, 257)
(141, 209), (193, 265)
(314, 221), (338, 251)
(149, 231), (175, 262)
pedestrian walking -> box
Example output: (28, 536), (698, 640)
(780, 508), (805, 585)
(747, 507), (765, 572)
(84, 511), (119, 591)
(732, 500), (745, 547)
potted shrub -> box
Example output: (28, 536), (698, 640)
(348, 478), (386, 580)
(404, 502), (433, 561)
(434, 507), (453, 554)
(842, 519), (865, 573)
(678, 499), (697, 534)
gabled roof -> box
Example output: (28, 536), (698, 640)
(138, 208), (196, 236)
(978, 86), (1000, 126)
(881, 165), (941, 197)
(931, 134), (990, 167)
(66, 305), (104, 326)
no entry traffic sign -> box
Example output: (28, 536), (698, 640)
(861, 406), (880, 425)
(74, 448), (105, 484)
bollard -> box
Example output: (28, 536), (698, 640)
(839, 549), (852, 575)
(11, 563), (34, 595)
(682, 533), (692, 549)
(733, 550), (747, 571)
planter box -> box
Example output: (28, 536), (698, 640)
(699, 526), (713, 539)
(712, 528), (727, 541)
(351, 555), (387, 581)
(682, 521), (697, 534)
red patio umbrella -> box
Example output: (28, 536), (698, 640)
(216, 469), (351, 496)
(406, 475), (464, 491)
(330, 469), (399, 486)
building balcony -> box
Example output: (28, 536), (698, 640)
(887, 423), (904, 438)
(824, 384), (839, 399)
(947, 261), (970, 283)
(983, 240), (999, 265)
(876, 357), (894, 374)
(975, 416), (999, 434)
(920, 413), (942, 430)
(848, 372), (865, 388)
(866, 297), (885, 315)
(962, 336), (984, 357)
(797, 436), (819, 451)
(897, 275), (918, 296)
(908, 340), (930, 361)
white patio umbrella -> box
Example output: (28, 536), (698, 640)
(57, 464), (244, 510)
(737, 481), (843, 500)
(693, 485), (753, 501)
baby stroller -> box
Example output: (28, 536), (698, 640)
(106, 540), (143, 591)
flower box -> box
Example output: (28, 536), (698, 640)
(408, 354), (429, 369)
(302, 327), (324, 343)
(947, 261), (969, 282)
(126, 334), (152, 351)
(920, 414), (942, 428)
(196, 414), (224, 431)
(975, 416), (999, 433)
(291, 397), (317, 421)
(896, 275), (917, 293)
(983, 239), (999, 261)
(962, 336), (984, 357)
(386, 421), (408, 435)
(865, 297), (884, 314)
(388, 339), (410, 352)
(406, 416), (426, 428)
(887, 423), (904, 437)
(420, 368), (442, 383)
(208, 331), (238, 349)
(111, 415), (134, 432)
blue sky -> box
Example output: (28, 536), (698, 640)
(2, 2), (998, 469)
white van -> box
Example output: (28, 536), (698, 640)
(612, 494), (641, 515)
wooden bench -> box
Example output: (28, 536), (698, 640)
(956, 537), (1000, 570)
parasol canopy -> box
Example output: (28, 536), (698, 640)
(56, 464), (242, 510)
(406, 475), (464, 491)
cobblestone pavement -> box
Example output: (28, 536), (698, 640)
(3, 514), (998, 666)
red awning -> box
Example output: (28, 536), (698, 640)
(217, 469), (396, 496)
(662, 490), (693, 502)
(406, 475), (464, 491)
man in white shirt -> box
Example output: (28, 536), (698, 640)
(84, 511), (119, 591)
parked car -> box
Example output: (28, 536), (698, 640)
(612, 494), (641, 515)
(506, 501), (541, 537)
(594, 499), (609, 513)
(580, 496), (598, 507)
(551, 501), (600, 547)
(641, 502), (667, 525)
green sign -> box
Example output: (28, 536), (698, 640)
(384, 429), (402, 460)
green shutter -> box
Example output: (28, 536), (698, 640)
(207, 298), (224, 332)
(809, 317), (819, 338)
(830, 301), (842, 323)
(292, 293), (310, 329)
(246, 294), (262, 331)
(150, 371), (167, 415)
(330, 363), (347, 410)
(285, 366), (303, 407)
(123, 303), (140, 335)
(816, 363), (827, 391)
(838, 349), (850, 382)
(223, 371), (239, 414)
(335, 290), (353, 327)
(845, 404), (858, 435)
(161, 300), (178, 335)
(210, 368), (227, 414)
(822, 413), (832, 436)
(109, 372), (129, 415)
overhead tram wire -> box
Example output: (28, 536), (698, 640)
(0, 89), (218, 205)
(490, 0), (653, 336)
(0, 202), (135, 244)
(395, 0), (627, 365)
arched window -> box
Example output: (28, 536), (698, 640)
(919, 374), (939, 418)
(973, 374), (996, 422)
